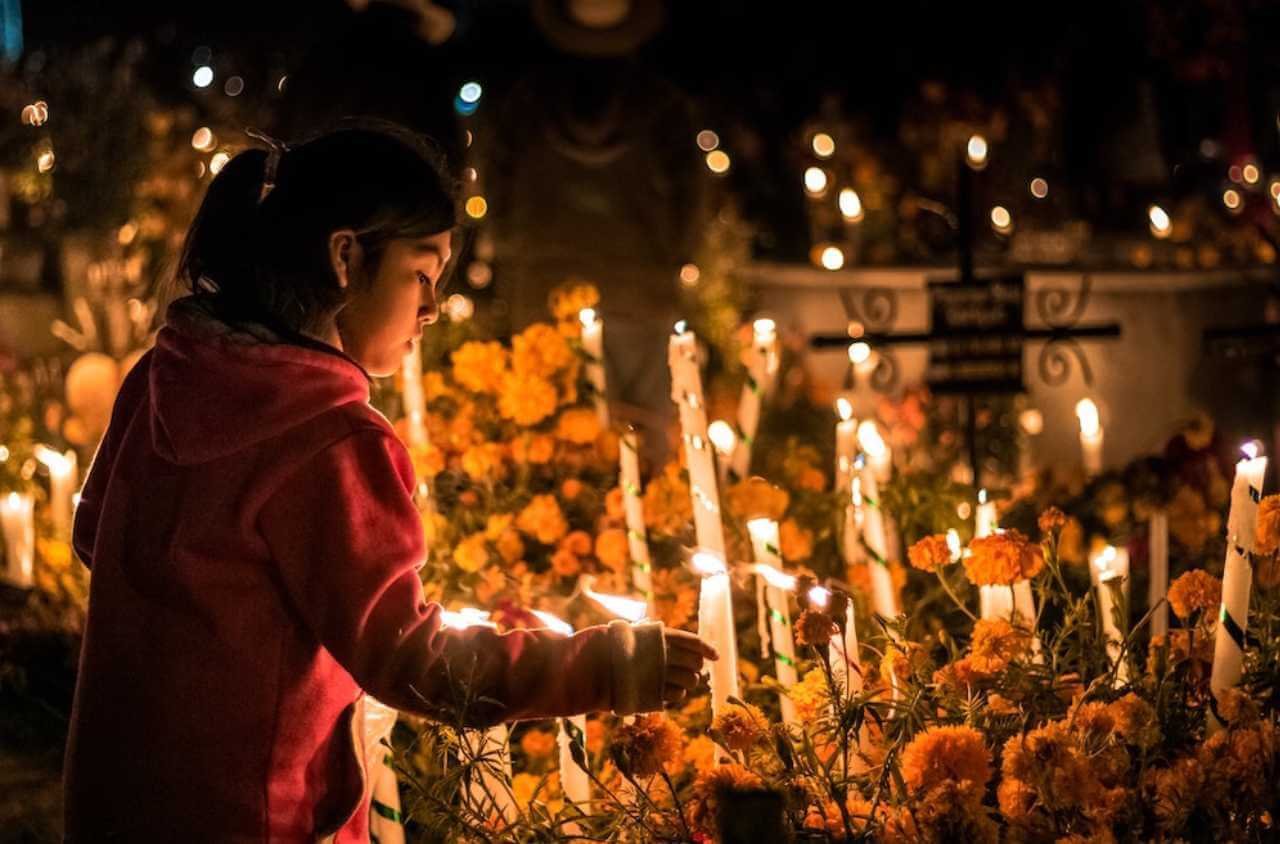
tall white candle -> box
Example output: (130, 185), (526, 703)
(730, 319), (778, 480)
(668, 324), (726, 557)
(618, 430), (653, 601)
(364, 696), (406, 844)
(579, 308), (610, 427)
(834, 398), (858, 495)
(692, 551), (740, 721)
(854, 459), (898, 622)
(1076, 398), (1104, 478)
(747, 519), (798, 725)
(857, 420), (892, 484)
(400, 339), (428, 450)
(35, 445), (78, 540)
(1090, 545), (1130, 684)
(1210, 444), (1267, 729)
(707, 420), (737, 490)
(1148, 510), (1169, 639)
(1, 492), (34, 587)
(531, 611), (591, 813)
(975, 489), (1003, 620)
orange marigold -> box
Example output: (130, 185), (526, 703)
(1143, 757), (1203, 833)
(454, 532), (489, 573)
(650, 567), (698, 629)
(610, 714), (684, 778)
(795, 609), (835, 648)
(712, 703), (770, 752)
(643, 462), (693, 536)
(964, 530), (1044, 586)
(970, 618), (1032, 663)
(688, 764), (765, 834)
(908, 534), (953, 572)
(725, 476), (790, 522)
(512, 322), (574, 379)
(547, 280), (600, 322)
(787, 668), (829, 722)
(461, 442), (507, 481)
(517, 495), (569, 545)
(520, 728), (557, 759)
(1038, 506), (1067, 536)
(779, 518), (814, 562)
(555, 407), (601, 445)
(1256, 494), (1280, 556)
(450, 340), (507, 394)
(604, 486), (626, 520)
(1166, 569), (1222, 621)
(510, 433), (556, 464)
(595, 528), (630, 572)
(498, 372), (559, 426)
(900, 725), (992, 792)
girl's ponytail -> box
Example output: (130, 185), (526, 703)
(177, 147), (269, 303)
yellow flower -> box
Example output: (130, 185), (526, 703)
(555, 407), (601, 445)
(970, 618), (1032, 662)
(724, 477), (789, 522)
(484, 514), (513, 539)
(1107, 693), (1159, 749)
(779, 518), (813, 562)
(461, 442), (506, 481)
(551, 548), (581, 577)
(604, 487), (625, 520)
(711, 703), (770, 752)
(681, 734), (718, 776)
(880, 642), (928, 689)
(595, 528), (629, 572)
(547, 280), (600, 322)
(409, 443), (445, 479)
(900, 725), (992, 792)
(908, 534), (953, 572)
(964, 530), (1044, 586)
(450, 340), (507, 394)
(37, 538), (72, 571)
(643, 462), (693, 536)
(787, 668), (829, 722)
(517, 495), (569, 545)
(1166, 569), (1222, 621)
(520, 728), (557, 759)
(650, 567), (697, 629)
(454, 532), (490, 573)
(510, 433), (556, 464)
(421, 370), (450, 401)
(498, 372), (559, 426)
(511, 771), (561, 812)
(610, 714), (684, 778)
(512, 322), (574, 379)
(1255, 494), (1280, 556)
(496, 530), (524, 564)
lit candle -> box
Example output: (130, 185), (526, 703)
(531, 611), (591, 815)
(1148, 510), (1169, 639)
(730, 318), (778, 480)
(974, 489), (1005, 620)
(1090, 545), (1130, 684)
(1076, 398), (1103, 478)
(1210, 442), (1267, 729)
(400, 339), (428, 450)
(834, 398), (858, 495)
(35, 445), (78, 540)
(808, 584), (860, 700)
(440, 608), (516, 823)
(746, 519), (798, 725)
(580, 576), (649, 624)
(854, 458), (898, 623)
(363, 696), (406, 844)
(707, 419), (737, 489)
(857, 420), (892, 484)
(1, 492), (34, 587)
(692, 550), (740, 721)
(668, 323), (726, 558)
(579, 308), (609, 427)
(618, 430), (653, 601)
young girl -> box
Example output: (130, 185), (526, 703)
(64, 122), (715, 841)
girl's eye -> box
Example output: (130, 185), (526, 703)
(417, 271), (429, 286)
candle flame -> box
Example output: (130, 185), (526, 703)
(1242, 440), (1263, 461)
(847, 341), (872, 365)
(440, 607), (497, 630)
(579, 308), (598, 328)
(6, 491), (20, 509)
(1094, 545), (1117, 576)
(530, 610), (574, 636)
(978, 488), (988, 505)
(673, 320), (688, 335)
(851, 476), (863, 506)
(707, 420), (737, 456)
(34, 444), (74, 478)
(582, 582), (648, 622)
(1075, 399), (1100, 437)
(808, 585), (832, 608)
(691, 550), (728, 577)
(752, 318), (777, 341)
(746, 516), (779, 541)
(946, 529), (962, 561)
(754, 563), (797, 591)
(835, 397), (853, 421)
(856, 420), (887, 458)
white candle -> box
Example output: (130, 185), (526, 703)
(35, 445), (77, 540)
(857, 420), (892, 484)
(975, 489), (997, 538)
(400, 339), (428, 450)
(1148, 510), (1169, 639)
(1076, 398), (1104, 478)
(975, 489), (1004, 620)
(668, 324), (726, 557)
(834, 398), (858, 495)
(1210, 443), (1267, 729)
(1, 492), (34, 587)
(854, 459), (898, 622)
(531, 611), (591, 814)
(618, 430), (653, 600)
(364, 697), (406, 844)
(730, 318), (778, 480)
(104, 296), (132, 358)
(1090, 545), (1130, 684)
(808, 585), (861, 701)
(580, 577), (649, 624)
(692, 551), (740, 722)
(579, 308), (609, 427)
(707, 420), (737, 490)
(746, 519), (798, 725)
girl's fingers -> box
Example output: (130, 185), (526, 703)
(665, 629), (719, 661)
(665, 665), (700, 691)
(663, 684), (689, 704)
(667, 647), (705, 671)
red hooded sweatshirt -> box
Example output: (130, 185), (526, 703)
(64, 298), (666, 842)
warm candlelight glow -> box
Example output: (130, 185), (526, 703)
(691, 550), (728, 577)
(752, 562), (797, 592)
(530, 610), (573, 637)
(804, 166), (829, 195)
(1019, 408), (1044, 436)
(808, 585), (832, 608)
(578, 307), (598, 328)
(990, 205), (1013, 234)
(5, 492), (19, 510)
(848, 341), (872, 365)
(978, 488), (988, 505)
(836, 397), (853, 422)
(752, 318), (777, 341)
(673, 320), (689, 336)
(1242, 440), (1262, 461)
(582, 580), (648, 622)
(440, 607), (497, 629)
(1075, 398), (1100, 437)
(811, 132), (835, 158)
(1148, 205), (1172, 238)
(820, 245), (845, 270)
(707, 420), (737, 456)
(856, 420), (887, 458)
(1093, 545), (1119, 579)
(946, 529), (962, 561)
(705, 150), (731, 174)
(34, 444), (73, 478)
(966, 134), (989, 168)
(839, 188), (864, 221)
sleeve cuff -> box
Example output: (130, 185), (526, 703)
(608, 620), (667, 715)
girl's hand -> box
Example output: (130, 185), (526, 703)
(661, 628), (718, 706)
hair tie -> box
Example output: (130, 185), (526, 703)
(245, 128), (290, 204)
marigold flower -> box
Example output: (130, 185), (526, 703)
(547, 280), (600, 322)
(512, 322), (574, 379)
(900, 725), (992, 792)
(517, 495), (569, 545)
(787, 668), (829, 722)
(604, 486), (626, 520)
(688, 764), (766, 834)
(509, 433), (557, 465)
(712, 703), (770, 752)
(1038, 506), (1067, 536)
(1166, 569), (1222, 621)
(1107, 693), (1159, 749)
(779, 518), (814, 562)
(643, 462), (693, 536)
(908, 534), (953, 573)
(498, 372), (559, 426)
(610, 714), (684, 778)
(520, 728), (557, 759)
(594, 528), (630, 572)
(450, 340), (507, 394)
(725, 476), (790, 522)
(551, 548), (582, 578)
(1142, 757), (1203, 833)
(461, 442), (506, 481)
(555, 407), (601, 445)
(964, 529), (1044, 586)
(795, 609), (835, 648)
(970, 618), (1032, 663)
(650, 567), (698, 629)
(454, 532), (489, 573)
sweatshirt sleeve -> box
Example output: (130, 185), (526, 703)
(258, 428), (666, 724)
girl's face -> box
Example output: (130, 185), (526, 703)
(334, 230), (453, 377)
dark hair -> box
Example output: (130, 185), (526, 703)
(178, 119), (458, 334)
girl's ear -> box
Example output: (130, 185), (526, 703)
(328, 229), (363, 290)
